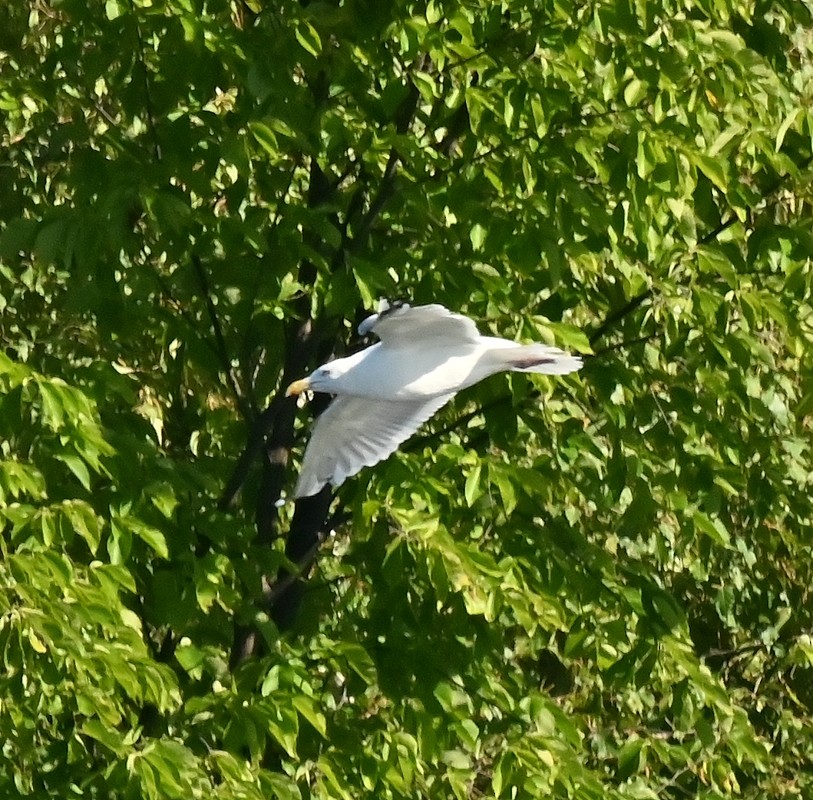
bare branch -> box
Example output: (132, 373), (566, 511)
(191, 255), (254, 422)
(588, 289), (653, 346)
(591, 333), (659, 356)
(352, 77), (420, 242)
(129, 3), (162, 162)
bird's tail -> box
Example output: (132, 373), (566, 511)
(498, 343), (583, 375)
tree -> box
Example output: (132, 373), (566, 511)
(1, 0), (812, 797)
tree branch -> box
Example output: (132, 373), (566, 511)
(352, 76), (420, 242)
(268, 485), (334, 628)
(355, 148), (401, 238)
(591, 333), (659, 356)
(191, 254), (254, 422)
(589, 155), (812, 347)
(129, 4), (162, 162)
(228, 63), (429, 655)
(229, 157), (339, 662)
(218, 397), (283, 510)
(588, 289), (653, 346)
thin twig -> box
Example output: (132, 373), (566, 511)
(591, 333), (659, 356)
(261, 529), (327, 607)
(218, 399), (282, 509)
(589, 289), (653, 346)
(442, 18), (535, 72)
(269, 160), (298, 231)
(129, 2), (162, 161)
(355, 149), (400, 237)
(149, 268), (224, 362)
(590, 155), (812, 346)
(703, 641), (767, 661)
(353, 74), (421, 241)
(191, 255), (254, 422)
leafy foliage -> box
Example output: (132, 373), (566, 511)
(1, 0), (813, 797)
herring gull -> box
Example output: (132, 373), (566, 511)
(287, 302), (582, 497)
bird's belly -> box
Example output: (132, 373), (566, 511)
(353, 346), (485, 399)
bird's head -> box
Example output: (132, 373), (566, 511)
(285, 364), (341, 397)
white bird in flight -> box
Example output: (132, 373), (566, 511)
(286, 302), (582, 498)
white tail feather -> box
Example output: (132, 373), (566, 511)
(497, 344), (582, 375)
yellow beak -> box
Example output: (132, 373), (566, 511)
(285, 378), (311, 397)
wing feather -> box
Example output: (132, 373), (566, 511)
(362, 304), (480, 346)
(294, 393), (454, 497)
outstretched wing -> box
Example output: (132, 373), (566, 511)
(294, 393), (454, 497)
(359, 303), (480, 346)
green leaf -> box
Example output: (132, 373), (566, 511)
(148, 483), (179, 519)
(464, 463), (482, 507)
(692, 511), (732, 548)
(489, 465), (517, 515)
(469, 223), (487, 251)
(690, 152), (728, 192)
(697, 244), (738, 289)
(175, 643), (205, 677)
(0, 460), (46, 500)
(104, 0), (125, 20)
(81, 719), (126, 755)
(57, 453), (92, 491)
(248, 121), (279, 156)
(37, 381), (65, 429)
(336, 642), (377, 685)
(292, 695), (327, 737)
(62, 500), (102, 553)
(412, 71), (436, 101)
(623, 78), (648, 106)
(776, 108), (801, 151)
(707, 29), (744, 57)
(541, 321), (593, 353)
(114, 515), (169, 559)
(295, 21), (322, 57)
(318, 758), (354, 800)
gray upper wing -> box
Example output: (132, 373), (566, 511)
(359, 304), (480, 346)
